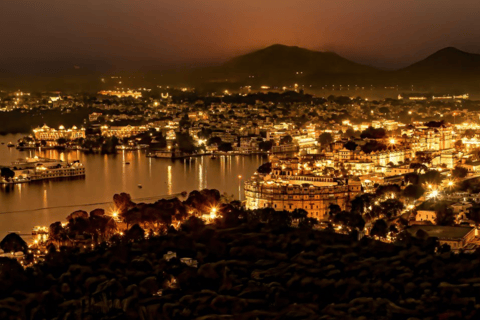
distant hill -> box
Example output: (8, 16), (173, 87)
(173, 44), (381, 88)
(222, 44), (377, 76)
(400, 47), (480, 75)
(394, 47), (480, 91)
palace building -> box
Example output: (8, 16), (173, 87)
(33, 125), (85, 142)
(244, 157), (362, 220)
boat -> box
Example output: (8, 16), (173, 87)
(7, 142), (14, 147)
(124, 162), (130, 165)
(211, 153), (217, 159)
(138, 184), (142, 188)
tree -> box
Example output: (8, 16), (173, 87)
(257, 162), (272, 174)
(318, 132), (333, 146)
(454, 140), (463, 149)
(299, 217), (318, 229)
(280, 135), (293, 145)
(179, 114), (191, 128)
(56, 137), (67, 145)
(90, 215), (117, 240)
(379, 107), (390, 114)
(218, 142), (233, 152)
(333, 211), (365, 231)
(415, 152), (433, 165)
(350, 193), (375, 215)
(403, 184), (425, 201)
(344, 140), (358, 151)
(0, 233), (28, 253)
(375, 184), (401, 199)
(464, 129), (476, 138)
(424, 120), (445, 128)
(207, 136), (222, 146)
(360, 126), (386, 139)
(181, 216), (205, 233)
(345, 128), (356, 138)
(101, 136), (119, 154)
(125, 224), (145, 241)
(113, 193), (135, 215)
(0, 167), (15, 180)
(404, 172), (420, 184)
(328, 204), (341, 218)
(48, 221), (67, 246)
(420, 170), (443, 185)
(452, 166), (468, 179)
(436, 207), (455, 226)
(379, 199), (404, 219)
(176, 132), (196, 153)
(361, 141), (387, 154)
(468, 205), (480, 225)
(66, 210), (88, 221)
(370, 219), (388, 239)
(258, 140), (273, 151)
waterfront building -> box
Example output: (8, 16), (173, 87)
(244, 157), (362, 220)
(2, 157), (85, 184)
(33, 125), (85, 143)
(101, 125), (149, 138)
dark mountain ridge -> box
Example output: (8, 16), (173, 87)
(1, 44), (480, 92)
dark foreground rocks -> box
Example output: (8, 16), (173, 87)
(1, 224), (480, 319)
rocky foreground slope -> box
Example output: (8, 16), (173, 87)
(0, 222), (480, 319)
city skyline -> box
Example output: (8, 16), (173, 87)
(3, 2), (480, 319)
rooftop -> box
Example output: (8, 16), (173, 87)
(407, 225), (474, 240)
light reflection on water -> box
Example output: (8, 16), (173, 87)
(0, 134), (266, 238)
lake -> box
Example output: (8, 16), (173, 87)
(0, 134), (267, 240)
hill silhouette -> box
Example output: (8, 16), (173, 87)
(175, 44), (381, 88)
(222, 44), (377, 76)
(392, 47), (480, 91)
(2, 45), (480, 92)
(155, 45), (480, 92)
(400, 47), (480, 75)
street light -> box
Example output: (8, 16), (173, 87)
(238, 175), (242, 201)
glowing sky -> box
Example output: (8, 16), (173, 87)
(1, 0), (479, 71)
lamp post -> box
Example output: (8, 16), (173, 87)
(238, 175), (242, 201)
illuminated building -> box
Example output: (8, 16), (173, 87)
(244, 157), (361, 220)
(409, 127), (453, 151)
(98, 90), (142, 99)
(100, 125), (149, 138)
(372, 120), (399, 131)
(33, 125), (85, 142)
(334, 146), (408, 166)
(3, 157), (85, 184)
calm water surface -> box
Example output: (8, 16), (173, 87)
(0, 134), (266, 239)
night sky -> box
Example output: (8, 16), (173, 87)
(1, 0), (480, 72)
